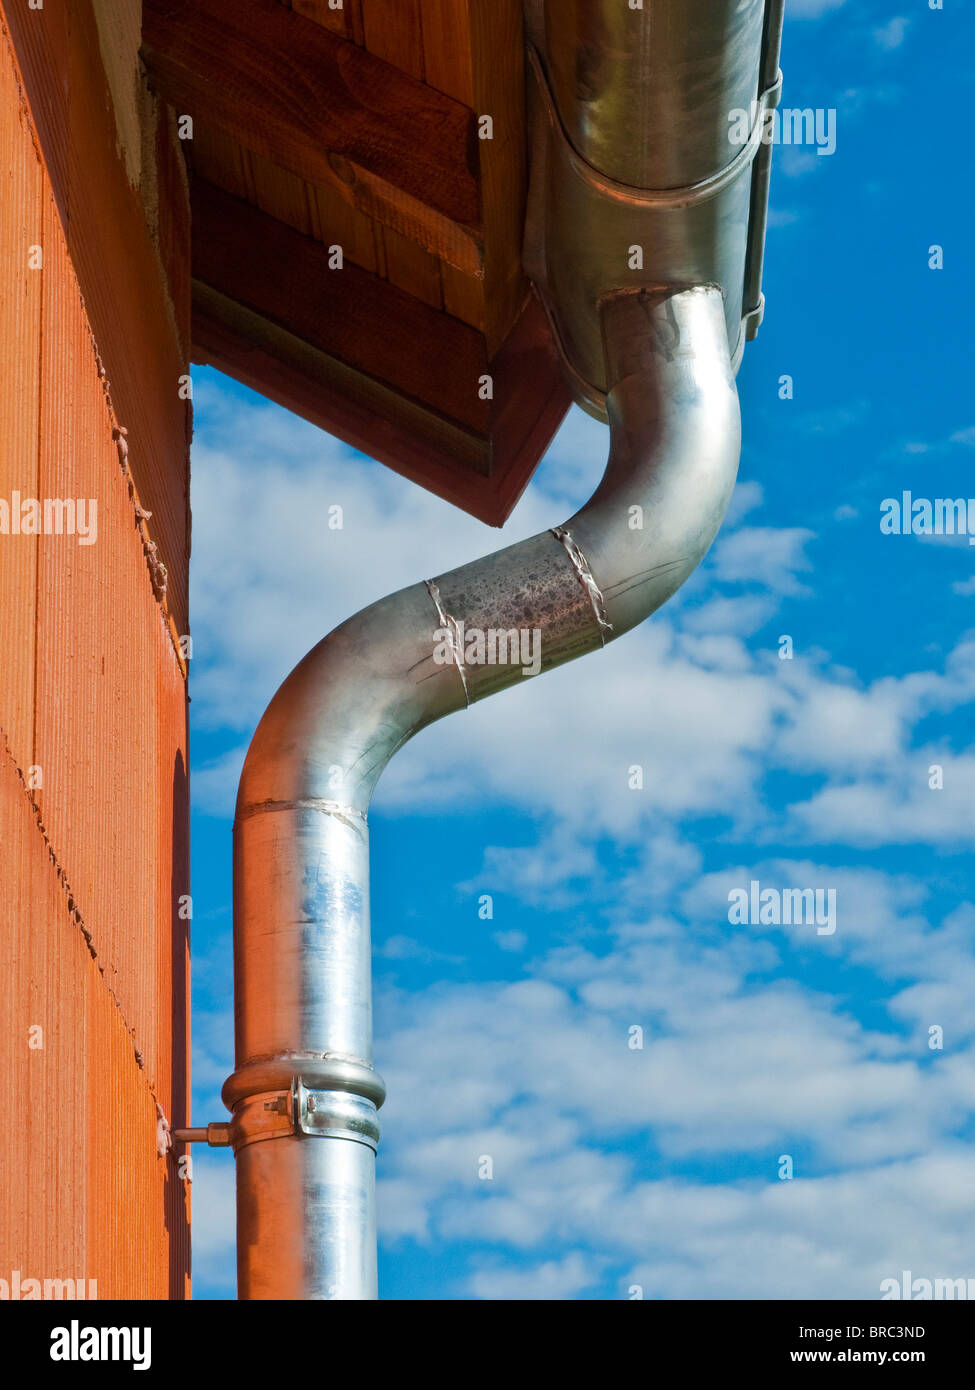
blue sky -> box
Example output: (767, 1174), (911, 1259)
(185, 2), (975, 1299)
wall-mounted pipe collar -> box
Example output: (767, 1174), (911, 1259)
(225, 1083), (381, 1155)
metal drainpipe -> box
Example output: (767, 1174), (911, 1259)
(198, 0), (783, 1299)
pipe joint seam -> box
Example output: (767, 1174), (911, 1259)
(234, 797), (368, 830)
(529, 43), (780, 211)
(424, 578), (471, 706)
(551, 526), (613, 642)
(223, 1054), (387, 1112)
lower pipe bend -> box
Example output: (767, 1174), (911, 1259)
(236, 283), (740, 823)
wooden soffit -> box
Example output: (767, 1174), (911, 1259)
(143, 0), (571, 524)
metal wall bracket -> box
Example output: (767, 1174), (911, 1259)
(178, 1080), (381, 1154)
(171, 1122), (232, 1147)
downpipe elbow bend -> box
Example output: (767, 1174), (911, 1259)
(225, 282), (741, 1302)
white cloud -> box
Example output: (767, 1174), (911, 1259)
(369, 892), (975, 1295)
(622, 1153), (975, 1299)
(789, 756), (975, 849)
(189, 382), (975, 854)
(377, 624), (785, 834)
(187, 371), (975, 1300)
(461, 827), (600, 909)
(493, 930), (528, 954)
(187, 1152), (237, 1297)
(378, 935), (464, 966)
(874, 17), (910, 50)
(192, 743), (247, 820)
(710, 526), (815, 595)
(779, 149), (821, 180)
(465, 1251), (600, 1301)
(766, 208), (799, 229)
(682, 593), (778, 637)
(724, 478), (764, 526)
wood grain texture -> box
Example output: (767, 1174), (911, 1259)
(193, 283), (496, 502)
(421, 0), (475, 104)
(360, 0), (425, 79)
(143, 0), (483, 272)
(192, 179), (490, 430)
(381, 224), (444, 310)
(441, 258), (486, 331)
(149, 0), (545, 497)
(192, 273), (570, 528)
(308, 177), (383, 273)
(468, 0), (529, 355)
(290, 0), (352, 41)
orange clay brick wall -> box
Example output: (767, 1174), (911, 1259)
(0, 2), (191, 1298)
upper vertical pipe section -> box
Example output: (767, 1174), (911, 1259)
(524, 0), (780, 406)
(542, 0), (766, 188)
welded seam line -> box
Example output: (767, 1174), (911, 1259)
(424, 578), (471, 706)
(235, 798), (368, 828)
(551, 526), (614, 642)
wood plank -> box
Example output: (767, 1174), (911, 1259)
(143, 0), (482, 273)
(193, 283), (498, 504)
(360, 0), (425, 79)
(381, 225), (443, 310)
(192, 179), (490, 430)
(290, 0), (351, 40)
(191, 283), (570, 527)
(487, 288), (571, 513)
(308, 178), (381, 273)
(287, 0), (364, 43)
(187, 121), (254, 201)
(421, 0), (475, 105)
(247, 149), (315, 236)
(468, 0), (528, 355)
(441, 260), (486, 331)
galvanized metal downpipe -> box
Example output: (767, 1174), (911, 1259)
(225, 287), (739, 1300)
(221, 0), (780, 1299)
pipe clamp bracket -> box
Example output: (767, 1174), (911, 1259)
(228, 1081), (380, 1154)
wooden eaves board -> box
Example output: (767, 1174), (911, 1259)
(143, 0), (571, 525)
